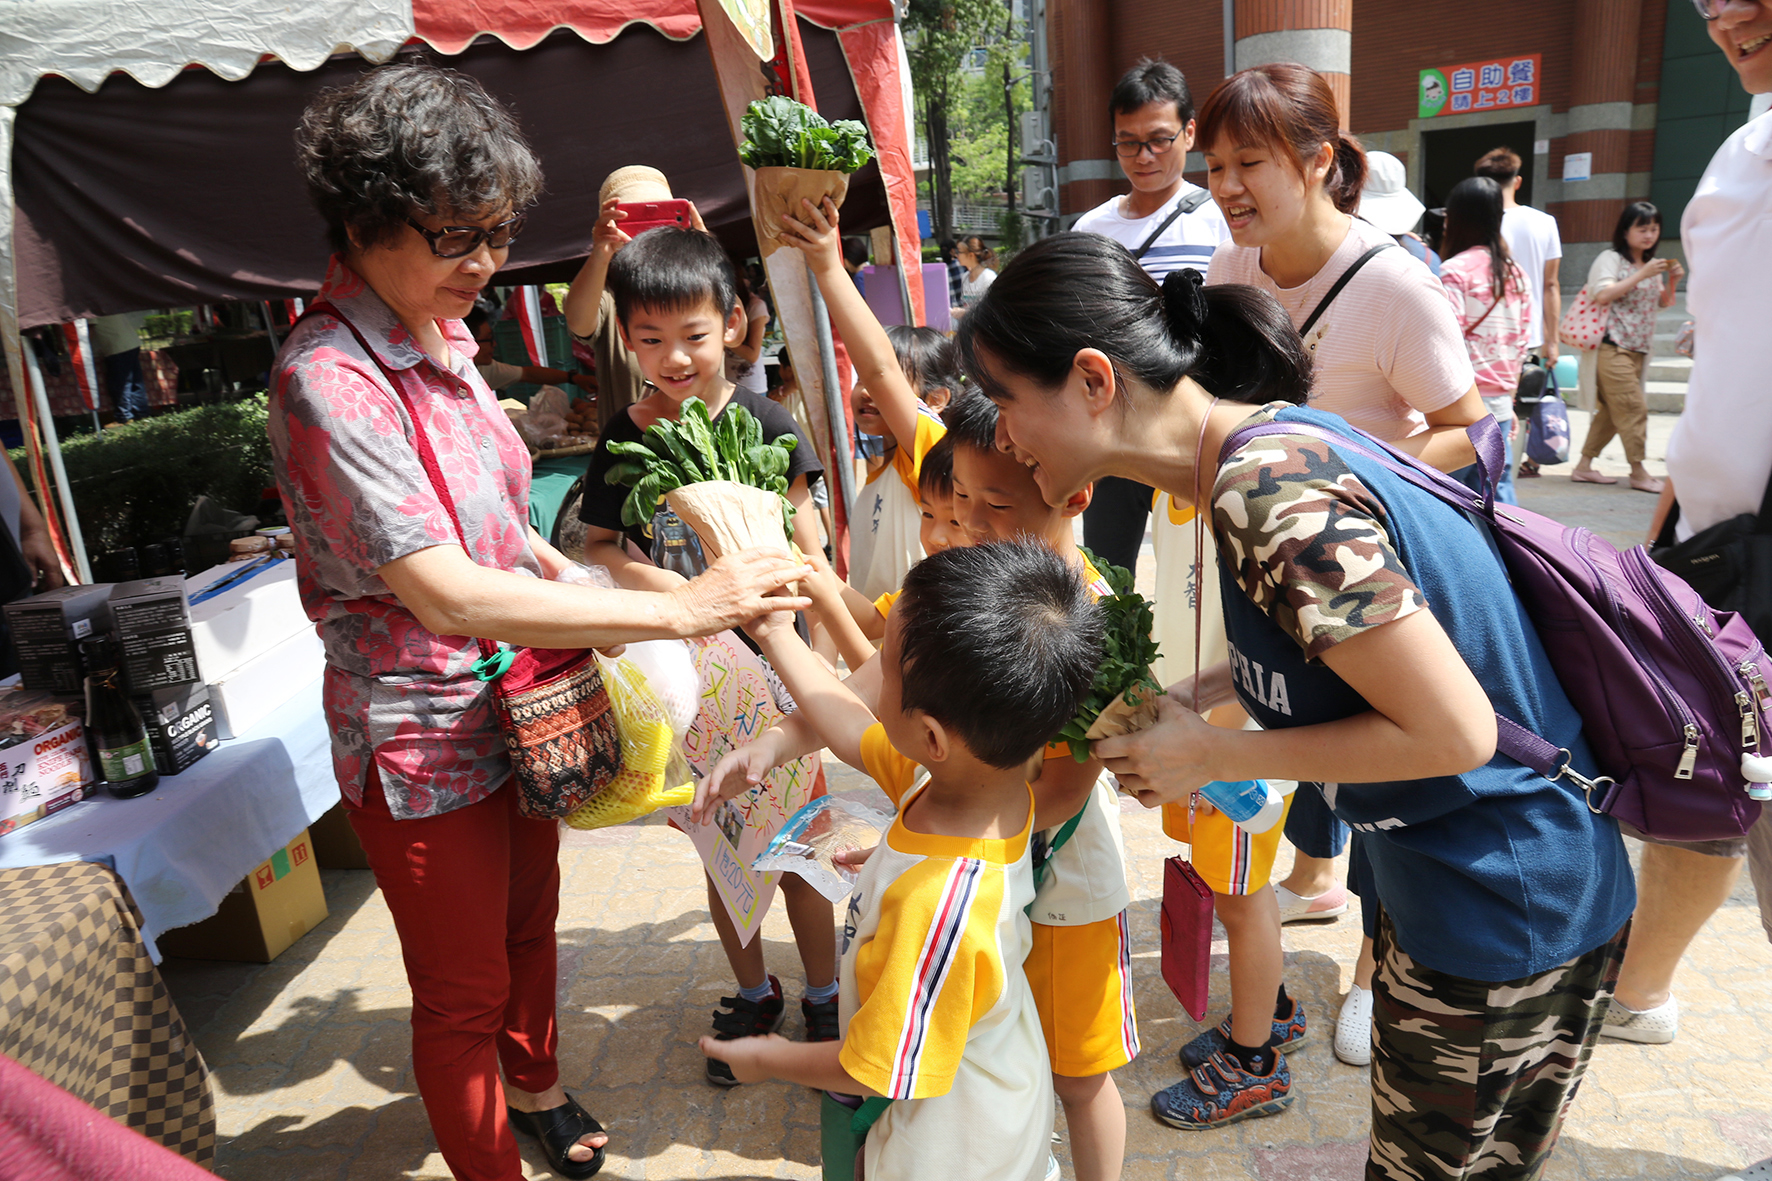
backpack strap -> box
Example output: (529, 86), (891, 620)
(1132, 187), (1211, 260)
(1221, 415), (1623, 813)
(1298, 242), (1397, 340)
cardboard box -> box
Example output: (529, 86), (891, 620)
(185, 559), (308, 683)
(208, 627), (325, 739)
(0, 718), (93, 838)
(134, 682), (217, 775)
(4, 585), (114, 694)
(157, 829), (328, 962)
(109, 577), (200, 694)
(308, 803), (371, 870)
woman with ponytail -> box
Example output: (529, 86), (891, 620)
(957, 233), (1632, 1176)
(1197, 65), (1490, 1043)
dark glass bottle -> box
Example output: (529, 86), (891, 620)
(80, 637), (159, 799)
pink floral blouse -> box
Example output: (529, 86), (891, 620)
(268, 257), (539, 820)
(1439, 247), (1531, 418)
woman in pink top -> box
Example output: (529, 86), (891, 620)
(1438, 176), (1531, 506)
(1197, 64), (1487, 1066)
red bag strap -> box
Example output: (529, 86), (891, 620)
(302, 300), (500, 664)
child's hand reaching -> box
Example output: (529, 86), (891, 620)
(778, 197), (845, 274)
(698, 1033), (783, 1084)
(692, 734), (786, 824)
(593, 197), (632, 253)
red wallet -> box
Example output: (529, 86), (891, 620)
(1160, 854), (1215, 1021)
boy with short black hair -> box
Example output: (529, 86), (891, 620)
(695, 540), (1105, 1181)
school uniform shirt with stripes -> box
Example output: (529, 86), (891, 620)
(840, 724), (1053, 1181)
(1071, 183), (1230, 282)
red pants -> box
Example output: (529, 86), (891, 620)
(347, 767), (562, 1181)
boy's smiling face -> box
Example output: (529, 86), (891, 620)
(951, 442), (1073, 549)
(619, 296), (745, 408)
(918, 490), (963, 554)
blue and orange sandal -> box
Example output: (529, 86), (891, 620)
(506, 1095), (606, 1178)
(1177, 997), (1308, 1069)
(1151, 1049), (1293, 1130)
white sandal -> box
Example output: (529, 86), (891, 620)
(1334, 985), (1373, 1067)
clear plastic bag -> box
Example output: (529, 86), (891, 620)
(752, 795), (893, 901)
(562, 647), (695, 830)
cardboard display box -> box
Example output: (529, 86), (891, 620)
(110, 577), (200, 694)
(308, 803), (371, 870)
(158, 829), (328, 962)
(208, 627), (325, 739)
(185, 559), (309, 683)
(4, 585), (113, 694)
(0, 717), (92, 838)
(134, 682), (217, 775)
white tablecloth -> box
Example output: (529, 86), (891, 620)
(0, 677), (337, 960)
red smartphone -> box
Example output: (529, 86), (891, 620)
(615, 199), (694, 238)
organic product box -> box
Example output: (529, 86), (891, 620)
(3, 584), (113, 693)
(134, 682), (217, 775)
(110, 577), (200, 694)
(0, 698), (92, 838)
(157, 829), (328, 962)
(184, 558), (308, 682)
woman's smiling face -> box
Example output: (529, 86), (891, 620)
(1203, 133), (1328, 251)
(973, 343), (1103, 508)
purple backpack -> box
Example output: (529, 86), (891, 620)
(1230, 416), (1770, 842)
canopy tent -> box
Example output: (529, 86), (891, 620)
(0, 0), (924, 575)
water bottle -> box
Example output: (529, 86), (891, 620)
(1199, 779), (1286, 833)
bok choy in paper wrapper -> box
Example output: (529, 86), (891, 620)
(1055, 554), (1164, 766)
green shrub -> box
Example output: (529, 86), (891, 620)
(9, 397), (274, 560)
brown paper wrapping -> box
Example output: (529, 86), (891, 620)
(665, 481), (798, 594)
(1083, 682), (1163, 743)
(753, 167), (850, 257)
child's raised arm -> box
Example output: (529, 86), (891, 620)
(747, 610), (877, 771)
(779, 199), (927, 451)
(804, 565), (885, 670)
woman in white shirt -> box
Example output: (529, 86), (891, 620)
(1198, 62), (1486, 1065)
(956, 236), (998, 306)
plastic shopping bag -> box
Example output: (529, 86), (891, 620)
(752, 796), (893, 902)
(562, 641), (698, 830)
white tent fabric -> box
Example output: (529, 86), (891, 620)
(0, 0), (412, 107)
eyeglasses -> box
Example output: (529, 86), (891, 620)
(404, 212), (527, 259)
(1691, 0), (1746, 18)
(1112, 133), (1181, 158)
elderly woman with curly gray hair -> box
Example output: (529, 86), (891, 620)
(269, 62), (810, 1180)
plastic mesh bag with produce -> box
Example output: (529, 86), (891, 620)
(563, 639), (699, 830)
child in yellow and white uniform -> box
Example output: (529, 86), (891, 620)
(694, 539), (1104, 1181)
(945, 392), (1136, 1181)
(1147, 488), (1308, 1122)
(843, 724), (1051, 1181)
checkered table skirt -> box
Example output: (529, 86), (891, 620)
(0, 862), (215, 1167)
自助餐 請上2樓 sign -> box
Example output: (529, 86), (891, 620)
(1419, 55), (1541, 119)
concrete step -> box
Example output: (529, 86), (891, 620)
(1646, 381), (1687, 413)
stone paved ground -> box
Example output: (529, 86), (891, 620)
(161, 411), (1772, 1180)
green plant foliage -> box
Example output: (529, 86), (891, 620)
(602, 397), (798, 532)
(1054, 551), (1163, 762)
(738, 98), (876, 173)
(9, 398), (275, 560)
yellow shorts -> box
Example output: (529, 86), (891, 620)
(1161, 791), (1294, 896)
(1026, 912), (1139, 1076)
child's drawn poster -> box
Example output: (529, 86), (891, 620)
(667, 630), (821, 944)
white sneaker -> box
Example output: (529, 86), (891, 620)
(1718, 1158), (1772, 1181)
(1334, 985), (1373, 1067)
(1601, 994), (1678, 1044)
(1045, 1153), (1061, 1181)
(1273, 882), (1349, 924)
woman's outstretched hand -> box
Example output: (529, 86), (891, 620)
(1092, 692), (1225, 809)
(670, 548), (813, 636)
(778, 197), (844, 273)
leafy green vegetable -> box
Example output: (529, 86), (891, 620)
(1054, 552), (1163, 762)
(738, 97), (875, 173)
(603, 397), (800, 533)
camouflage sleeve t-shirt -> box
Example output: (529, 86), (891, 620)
(1210, 405), (1425, 661)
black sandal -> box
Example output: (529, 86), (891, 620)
(506, 1095), (607, 1179)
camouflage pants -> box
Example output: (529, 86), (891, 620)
(1367, 913), (1627, 1181)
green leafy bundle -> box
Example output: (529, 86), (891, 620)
(603, 397), (798, 530)
(1055, 555), (1163, 763)
(738, 97), (875, 173)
